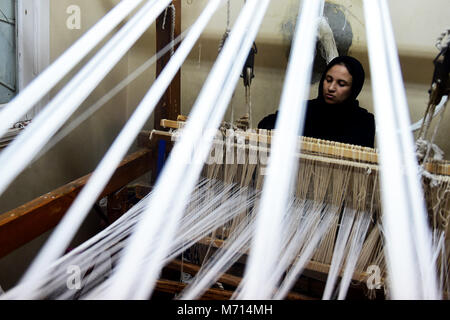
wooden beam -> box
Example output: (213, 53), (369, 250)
(138, 130), (173, 149)
(0, 148), (153, 259)
(167, 259), (242, 289)
(194, 237), (377, 285)
(154, 0), (181, 130)
(154, 279), (234, 300)
(165, 259), (316, 300)
(138, 130), (174, 183)
(153, 124), (450, 179)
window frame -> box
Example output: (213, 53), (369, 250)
(0, 0), (17, 107)
(0, 0), (50, 117)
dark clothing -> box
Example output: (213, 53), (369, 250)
(257, 56), (376, 148)
(257, 99), (376, 148)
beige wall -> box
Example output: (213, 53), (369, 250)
(181, 0), (450, 156)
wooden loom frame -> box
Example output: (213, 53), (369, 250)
(0, 0), (448, 300)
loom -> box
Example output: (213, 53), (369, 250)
(0, 0), (449, 300)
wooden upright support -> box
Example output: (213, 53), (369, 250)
(154, 0), (181, 130)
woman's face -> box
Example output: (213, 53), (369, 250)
(322, 64), (353, 104)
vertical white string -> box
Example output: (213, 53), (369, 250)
(322, 207), (356, 300)
(237, 0), (323, 300)
(274, 206), (336, 299)
(363, 0), (439, 299)
(102, 0), (269, 300)
(379, 0), (439, 299)
(337, 212), (372, 300)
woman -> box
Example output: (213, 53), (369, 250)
(258, 56), (376, 148)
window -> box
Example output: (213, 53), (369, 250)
(0, 1), (49, 112)
(0, 0), (16, 106)
(0, 0), (49, 148)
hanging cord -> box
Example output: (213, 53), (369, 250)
(411, 95), (447, 132)
(425, 102), (447, 163)
(227, 0), (234, 124)
(227, 0), (231, 29)
(218, 0), (231, 52)
(245, 85), (252, 128)
(198, 42), (202, 68)
(416, 100), (447, 164)
(236, 42), (257, 130)
(218, 1), (233, 122)
(416, 102), (447, 187)
(416, 29), (450, 163)
(162, 4), (176, 56)
(420, 29), (450, 139)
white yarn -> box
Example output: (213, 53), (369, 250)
(35, 30), (186, 162)
(1, 0), (445, 302)
(322, 207), (357, 300)
(98, 0), (251, 299)
(0, 0), (169, 199)
(411, 95), (448, 132)
(274, 206), (336, 299)
(2, 178), (258, 300)
(12, 0), (174, 297)
(0, 0), (145, 141)
(337, 212), (372, 300)
(363, 0), (439, 299)
(416, 138), (444, 162)
(180, 209), (255, 300)
(237, 0), (324, 300)
(317, 16), (339, 63)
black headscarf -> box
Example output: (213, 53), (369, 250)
(258, 55), (376, 148)
(316, 55), (365, 104)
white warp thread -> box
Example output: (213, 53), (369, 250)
(12, 0), (173, 298)
(363, 0), (439, 299)
(238, 0), (324, 300)
(0, 0), (145, 140)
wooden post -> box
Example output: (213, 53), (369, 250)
(154, 0), (181, 130)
